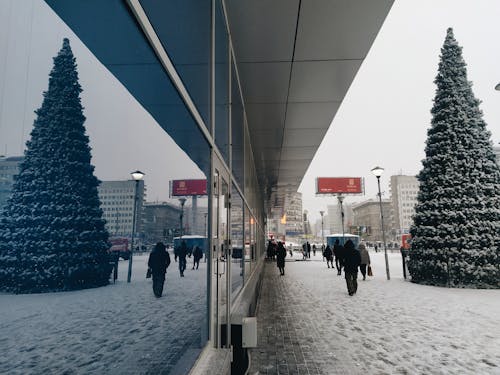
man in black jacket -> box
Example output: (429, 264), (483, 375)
(333, 239), (344, 275)
(148, 242), (171, 297)
(343, 240), (361, 296)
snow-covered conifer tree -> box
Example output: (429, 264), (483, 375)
(408, 28), (500, 288)
(0, 39), (111, 293)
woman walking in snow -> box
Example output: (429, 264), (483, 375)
(358, 242), (371, 280)
(276, 241), (287, 276)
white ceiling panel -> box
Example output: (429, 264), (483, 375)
(295, 0), (394, 61)
(283, 129), (326, 148)
(225, 0), (299, 62)
(237, 62), (291, 103)
(288, 60), (362, 102)
(285, 102), (340, 129)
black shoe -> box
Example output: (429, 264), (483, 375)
(349, 292), (353, 296)
(328, 265), (330, 268)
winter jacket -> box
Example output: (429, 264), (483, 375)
(323, 246), (333, 260)
(359, 244), (370, 265)
(148, 244), (171, 274)
(276, 243), (287, 268)
(343, 240), (361, 273)
(193, 246), (203, 261)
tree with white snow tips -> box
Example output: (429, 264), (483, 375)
(408, 28), (500, 288)
(0, 39), (111, 293)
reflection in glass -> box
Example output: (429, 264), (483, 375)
(0, 2), (210, 373)
(231, 184), (244, 295)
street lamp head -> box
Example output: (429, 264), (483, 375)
(319, 210), (324, 217)
(337, 195), (344, 204)
(371, 166), (384, 178)
(179, 197), (187, 207)
(495, 83), (500, 91)
(131, 170), (145, 181)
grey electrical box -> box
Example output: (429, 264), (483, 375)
(242, 317), (257, 348)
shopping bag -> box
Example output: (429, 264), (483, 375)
(367, 265), (373, 277)
(146, 267), (152, 278)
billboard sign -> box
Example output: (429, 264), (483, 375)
(316, 177), (364, 194)
(171, 179), (207, 196)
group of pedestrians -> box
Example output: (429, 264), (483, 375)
(322, 239), (371, 296)
(147, 240), (204, 297)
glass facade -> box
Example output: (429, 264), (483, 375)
(0, 0), (266, 374)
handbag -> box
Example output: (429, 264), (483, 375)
(146, 267), (152, 278)
(367, 265), (373, 277)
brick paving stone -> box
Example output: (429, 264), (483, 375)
(248, 261), (360, 375)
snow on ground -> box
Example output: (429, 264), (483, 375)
(270, 250), (500, 374)
(0, 252), (208, 375)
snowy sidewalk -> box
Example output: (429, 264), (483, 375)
(249, 252), (500, 375)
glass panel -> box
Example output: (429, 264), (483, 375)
(0, 2), (209, 373)
(231, 62), (244, 188)
(215, 0), (230, 165)
(244, 206), (252, 279)
(139, 0), (211, 127)
(230, 183), (244, 296)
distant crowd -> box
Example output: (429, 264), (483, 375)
(266, 239), (371, 296)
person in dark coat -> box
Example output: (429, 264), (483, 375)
(148, 242), (171, 297)
(178, 240), (188, 277)
(333, 239), (344, 276)
(192, 245), (203, 270)
(343, 239), (361, 296)
(306, 241), (311, 258)
(323, 245), (334, 268)
(276, 241), (287, 276)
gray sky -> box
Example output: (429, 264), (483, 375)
(1, 0), (499, 219)
(300, 0), (500, 222)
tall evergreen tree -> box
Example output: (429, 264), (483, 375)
(0, 38), (111, 293)
(408, 28), (500, 288)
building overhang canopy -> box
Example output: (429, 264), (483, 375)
(45, 0), (393, 212)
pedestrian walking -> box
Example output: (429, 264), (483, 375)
(359, 242), (371, 280)
(333, 239), (344, 275)
(312, 244), (317, 256)
(302, 243), (307, 260)
(178, 240), (188, 277)
(148, 242), (171, 297)
(307, 241), (311, 258)
(192, 245), (203, 270)
(276, 241), (287, 275)
(323, 245), (334, 268)
(343, 239), (361, 296)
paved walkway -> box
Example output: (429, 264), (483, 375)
(248, 257), (358, 375)
(248, 253), (500, 375)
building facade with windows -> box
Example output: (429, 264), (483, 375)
(0, 156), (24, 212)
(390, 175), (420, 234)
(97, 180), (145, 238)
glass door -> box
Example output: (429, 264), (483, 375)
(211, 156), (231, 348)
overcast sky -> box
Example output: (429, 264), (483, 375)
(1, 0), (499, 220)
(300, 0), (500, 222)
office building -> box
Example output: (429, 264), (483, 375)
(97, 180), (146, 237)
(390, 175), (420, 234)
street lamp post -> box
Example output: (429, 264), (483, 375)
(337, 195), (345, 245)
(179, 197), (187, 239)
(319, 210), (325, 248)
(128, 170), (145, 283)
(371, 166), (390, 280)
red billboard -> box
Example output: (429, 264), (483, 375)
(316, 177), (364, 194)
(171, 179), (207, 196)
